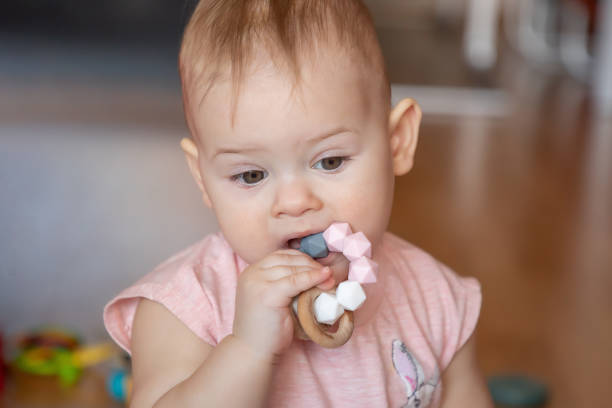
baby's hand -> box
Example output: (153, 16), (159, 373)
(232, 249), (334, 358)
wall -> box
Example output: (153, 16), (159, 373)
(0, 124), (217, 341)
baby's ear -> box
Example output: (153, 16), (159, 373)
(180, 138), (213, 208)
(388, 98), (421, 176)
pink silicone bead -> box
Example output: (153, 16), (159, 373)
(342, 231), (372, 261)
(323, 222), (353, 252)
(348, 256), (378, 283)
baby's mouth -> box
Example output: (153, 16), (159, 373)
(283, 227), (351, 283)
(284, 234), (349, 281)
(287, 238), (302, 250)
(285, 234), (338, 264)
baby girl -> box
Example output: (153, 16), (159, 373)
(104, 1), (492, 407)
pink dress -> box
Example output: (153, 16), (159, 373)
(104, 232), (481, 408)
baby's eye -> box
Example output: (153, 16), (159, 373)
(232, 170), (267, 185)
(313, 156), (345, 171)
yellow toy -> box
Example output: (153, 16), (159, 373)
(13, 328), (117, 386)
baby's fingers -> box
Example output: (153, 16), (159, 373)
(263, 265), (319, 281)
(259, 250), (321, 269)
(270, 267), (331, 305)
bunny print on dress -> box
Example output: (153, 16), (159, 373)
(392, 339), (438, 408)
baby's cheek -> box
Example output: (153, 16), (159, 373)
(216, 201), (270, 263)
(333, 176), (391, 246)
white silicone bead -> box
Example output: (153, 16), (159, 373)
(314, 292), (345, 325)
(336, 281), (366, 311)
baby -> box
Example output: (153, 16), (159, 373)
(104, 1), (492, 407)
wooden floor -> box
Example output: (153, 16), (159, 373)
(389, 93), (612, 407)
(0, 369), (123, 408)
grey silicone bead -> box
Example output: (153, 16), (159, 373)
(299, 232), (329, 258)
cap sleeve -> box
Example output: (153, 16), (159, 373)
(387, 235), (482, 372)
(435, 263), (482, 370)
(103, 263), (220, 354)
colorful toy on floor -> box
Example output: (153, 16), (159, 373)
(12, 328), (117, 387)
(487, 374), (549, 407)
(107, 368), (133, 403)
(18, 328), (80, 350)
(295, 222), (378, 348)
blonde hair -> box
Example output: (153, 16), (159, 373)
(179, 0), (389, 131)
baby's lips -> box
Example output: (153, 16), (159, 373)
(288, 237), (302, 250)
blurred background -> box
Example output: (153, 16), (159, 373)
(1, 0), (610, 406)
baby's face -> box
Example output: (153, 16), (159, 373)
(189, 51), (395, 271)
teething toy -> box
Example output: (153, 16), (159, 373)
(322, 222), (352, 252)
(299, 233), (329, 259)
(342, 231), (372, 261)
(313, 292), (345, 325)
(348, 257), (378, 283)
(294, 223), (377, 348)
(336, 281), (367, 311)
(296, 288), (354, 348)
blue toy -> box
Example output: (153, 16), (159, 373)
(298, 232), (328, 259)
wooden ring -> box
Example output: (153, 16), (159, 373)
(291, 304), (310, 341)
(296, 287), (354, 348)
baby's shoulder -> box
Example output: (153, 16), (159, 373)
(380, 232), (451, 280)
(380, 231), (481, 309)
(379, 232), (482, 371)
(103, 231), (241, 352)
(142, 231), (241, 283)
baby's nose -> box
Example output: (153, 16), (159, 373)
(271, 178), (323, 218)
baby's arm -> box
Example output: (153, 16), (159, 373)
(129, 249), (334, 408)
(129, 299), (273, 408)
(130, 299), (271, 408)
(440, 335), (493, 408)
